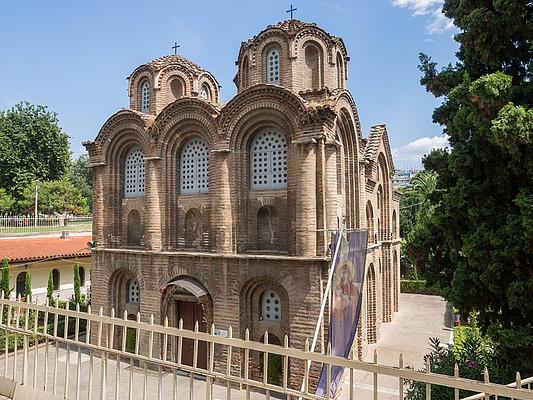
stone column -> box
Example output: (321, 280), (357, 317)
(210, 150), (233, 254)
(91, 164), (106, 248)
(324, 141), (341, 235)
(294, 139), (317, 257)
(144, 158), (162, 251)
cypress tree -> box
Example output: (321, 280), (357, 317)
(23, 269), (31, 302)
(47, 269), (54, 305)
(72, 259), (81, 305)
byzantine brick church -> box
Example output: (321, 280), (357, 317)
(84, 19), (401, 381)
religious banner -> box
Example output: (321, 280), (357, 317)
(316, 229), (368, 398)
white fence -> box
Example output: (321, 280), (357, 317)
(0, 215), (92, 235)
(0, 297), (530, 400)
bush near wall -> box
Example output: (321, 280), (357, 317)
(401, 279), (442, 296)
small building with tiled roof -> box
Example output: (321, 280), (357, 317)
(0, 234), (91, 304)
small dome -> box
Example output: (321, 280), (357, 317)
(128, 54), (221, 115)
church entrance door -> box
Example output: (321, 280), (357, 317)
(176, 300), (208, 369)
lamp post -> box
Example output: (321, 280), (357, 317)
(34, 182), (40, 227)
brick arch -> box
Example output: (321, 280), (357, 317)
(377, 152), (390, 238)
(333, 91), (363, 141)
(128, 67), (155, 98)
(158, 268), (215, 303)
(156, 66), (194, 92)
(293, 28), (336, 63)
(366, 263), (377, 343)
(106, 266), (146, 317)
(239, 276), (290, 341)
(219, 85), (306, 143)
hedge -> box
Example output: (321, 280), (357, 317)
(400, 280), (442, 296)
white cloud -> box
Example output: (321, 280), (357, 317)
(392, 135), (449, 167)
(391, 0), (453, 34)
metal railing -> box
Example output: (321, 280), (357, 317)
(0, 296), (530, 400)
(0, 215), (92, 236)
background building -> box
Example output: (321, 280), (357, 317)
(84, 19), (401, 387)
(0, 233), (91, 303)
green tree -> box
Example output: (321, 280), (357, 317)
(18, 180), (89, 215)
(47, 269), (54, 305)
(72, 259), (81, 305)
(0, 189), (15, 213)
(400, 171), (439, 278)
(417, 1), (533, 373)
(68, 154), (92, 211)
(0, 102), (70, 199)
(23, 269), (31, 302)
(0, 258), (11, 298)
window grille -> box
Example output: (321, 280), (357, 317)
(140, 81), (150, 113)
(261, 290), (281, 322)
(128, 279), (140, 304)
(250, 129), (287, 190)
(266, 48), (280, 84)
(200, 84), (210, 101)
(180, 138), (209, 195)
(124, 146), (145, 198)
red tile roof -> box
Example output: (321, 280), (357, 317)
(0, 235), (91, 263)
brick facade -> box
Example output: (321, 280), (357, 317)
(84, 19), (401, 387)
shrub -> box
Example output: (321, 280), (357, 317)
(401, 280), (442, 296)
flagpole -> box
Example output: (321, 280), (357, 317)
(299, 223), (346, 396)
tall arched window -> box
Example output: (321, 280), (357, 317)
(52, 269), (60, 290)
(366, 201), (374, 243)
(127, 279), (140, 304)
(200, 84), (211, 101)
(124, 146), (145, 197)
(266, 48), (280, 85)
(179, 138), (209, 195)
(260, 290), (281, 322)
(304, 43), (321, 89)
(250, 129), (288, 190)
(140, 80), (150, 113)
(336, 53), (344, 89)
(241, 56), (249, 88)
(392, 210), (397, 239)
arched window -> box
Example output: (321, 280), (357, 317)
(79, 266), (86, 287)
(200, 84), (211, 101)
(242, 56), (249, 88)
(127, 209), (142, 247)
(179, 138), (209, 195)
(16, 272), (26, 298)
(366, 201), (374, 243)
(250, 129), (288, 190)
(124, 146), (145, 198)
(260, 290), (281, 322)
(304, 43), (321, 89)
(52, 269), (60, 291)
(266, 48), (280, 85)
(127, 279), (140, 304)
(392, 210), (397, 239)
(170, 77), (184, 99)
(140, 80), (150, 113)
(336, 53), (344, 89)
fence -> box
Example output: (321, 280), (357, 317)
(0, 215), (92, 235)
(0, 296), (530, 400)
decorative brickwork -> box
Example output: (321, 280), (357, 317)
(84, 18), (401, 388)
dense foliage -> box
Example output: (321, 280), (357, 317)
(0, 259), (11, 299)
(0, 102), (70, 198)
(412, 0), (533, 373)
(406, 328), (512, 400)
(400, 280), (442, 296)
(18, 180), (89, 215)
(68, 155), (92, 211)
(72, 260), (82, 305)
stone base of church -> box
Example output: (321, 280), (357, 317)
(89, 240), (400, 390)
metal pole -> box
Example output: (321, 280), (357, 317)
(34, 183), (39, 227)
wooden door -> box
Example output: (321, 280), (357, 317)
(177, 300), (207, 369)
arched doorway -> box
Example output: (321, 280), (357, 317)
(160, 276), (212, 369)
(366, 264), (377, 343)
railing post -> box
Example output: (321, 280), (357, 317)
(426, 358), (431, 400)
(373, 350), (378, 400)
(399, 353), (404, 400)
(454, 363), (459, 400)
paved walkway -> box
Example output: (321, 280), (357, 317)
(341, 293), (452, 399)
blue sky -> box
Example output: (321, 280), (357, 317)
(0, 0), (458, 168)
